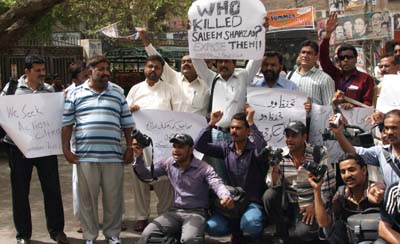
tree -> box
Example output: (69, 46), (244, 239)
(0, 0), (66, 50)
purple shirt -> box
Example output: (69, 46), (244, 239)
(134, 156), (230, 209)
(194, 124), (268, 204)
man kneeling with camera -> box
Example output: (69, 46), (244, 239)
(308, 153), (383, 244)
(133, 134), (233, 244)
(263, 121), (336, 243)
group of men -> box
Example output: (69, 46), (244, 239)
(2, 12), (400, 244)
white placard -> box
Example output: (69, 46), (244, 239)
(377, 74), (400, 113)
(247, 88), (307, 148)
(188, 0), (266, 59)
(0, 93), (64, 158)
(133, 110), (208, 162)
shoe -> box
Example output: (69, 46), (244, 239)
(85, 240), (95, 244)
(106, 237), (121, 244)
(133, 219), (148, 232)
(17, 239), (30, 244)
(52, 232), (70, 244)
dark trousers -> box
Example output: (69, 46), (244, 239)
(263, 187), (319, 243)
(7, 144), (65, 240)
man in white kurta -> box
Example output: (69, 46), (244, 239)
(126, 55), (175, 231)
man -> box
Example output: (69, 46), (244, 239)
(320, 13), (375, 109)
(62, 55), (134, 244)
(139, 30), (210, 116)
(393, 42), (400, 57)
(309, 153), (384, 244)
(263, 121), (336, 243)
(288, 40), (335, 107)
(343, 20), (353, 39)
(125, 55), (175, 232)
(1, 55), (69, 244)
(133, 133), (233, 244)
(330, 109), (400, 186)
(378, 181), (400, 243)
(371, 12), (384, 36)
(252, 51), (299, 90)
(195, 106), (269, 243)
(373, 54), (400, 105)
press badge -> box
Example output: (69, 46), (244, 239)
(348, 85), (359, 90)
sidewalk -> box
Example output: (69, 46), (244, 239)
(0, 154), (230, 244)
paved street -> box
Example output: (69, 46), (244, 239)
(0, 153), (230, 244)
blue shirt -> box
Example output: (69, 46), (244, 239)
(134, 156), (230, 209)
(195, 124), (268, 204)
(355, 145), (400, 186)
(251, 77), (299, 91)
(63, 81), (134, 163)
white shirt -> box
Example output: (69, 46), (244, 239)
(126, 80), (177, 110)
(145, 44), (210, 116)
(192, 58), (261, 127)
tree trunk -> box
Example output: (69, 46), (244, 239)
(0, 0), (65, 50)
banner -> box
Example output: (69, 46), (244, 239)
(329, 0), (344, 14)
(188, 0), (266, 60)
(99, 23), (119, 38)
(0, 93), (64, 158)
(133, 110), (208, 162)
(318, 12), (392, 44)
(267, 7), (314, 32)
(377, 74), (400, 113)
(247, 88), (307, 148)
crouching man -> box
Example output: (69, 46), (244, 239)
(133, 133), (233, 244)
(308, 153), (384, 244)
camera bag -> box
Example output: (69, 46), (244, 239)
(346, 210), (380, 243)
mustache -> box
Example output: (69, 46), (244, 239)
(387, 135), (397, 140)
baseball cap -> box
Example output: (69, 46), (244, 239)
(169, 133), (194, 146)
(284, 121), (307, 134)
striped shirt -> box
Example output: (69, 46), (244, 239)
(288, 67), (335, 105)
(1, 75), (55, 145)
(63, 80), (134, 163)
(276, 144), (336, 208)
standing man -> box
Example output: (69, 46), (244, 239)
(252, 51), (299, 91)
(134, 134), (233, 244)
(288, 40), (335, 107)
(195, 106), (269, 243)
(125, 55), (175, 232)
(309, 153), (383, 244)
(62, 55), (134, 244)
(1, 55), (69, 244)
(263, 121), (336, 243)
(139, 30), (210, 116)
(320, 13), (375, 109)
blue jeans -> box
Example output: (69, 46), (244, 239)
(207, 203), (265, 239)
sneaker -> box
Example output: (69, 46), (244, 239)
(85, 240), (95, 244)
(17, 239), (30, 244)
(106, 237), (121, 244)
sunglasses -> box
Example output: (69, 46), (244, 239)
(338, 55), (355, 61)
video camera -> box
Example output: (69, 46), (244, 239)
(322, 124), (374, 148)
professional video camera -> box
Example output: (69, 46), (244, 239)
(132, 129), (152, 148)
(322, 124), (374, 148)
(302, 161), (327, 182)
(258, 146), (283, 166)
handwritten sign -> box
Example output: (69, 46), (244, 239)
(247, 88), (307, 148)
(0, 93), (64, 158)
(188, 0), (266, 59)
(133, 110), (207, 162)
(377, 74), (400, 113)
(267, 7), (314, 32)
